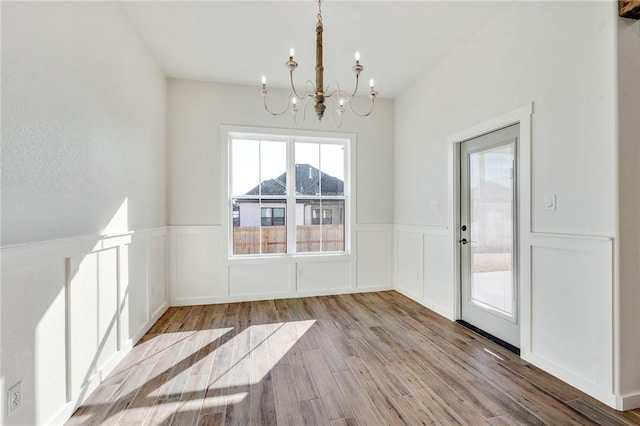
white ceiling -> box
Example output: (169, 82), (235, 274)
(122, 1), (511, 98)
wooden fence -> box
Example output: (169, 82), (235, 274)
(233, 225), (344, 254)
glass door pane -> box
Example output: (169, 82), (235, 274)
(469, 143), (515, 316)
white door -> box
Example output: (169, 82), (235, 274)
(459, 124), (519, 349)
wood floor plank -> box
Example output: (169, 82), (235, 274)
(567, 399), (631, 426)
(66, 291), (640, 426)
(64, 384), (120, 425)
(389, 395), (436, 426)
(142, 397), (181, 426)
(302, 349), (353, 421)
(196, 412), (224, 426)
(299, 398), (331, 426)
(476, 362), (599, 425)
(169, 374), (209, 426)
(199, 331), (235, 416)
(288, 345), (320, 401)
(487, 414), (527, 426)
(332, 370), (384, 424)
(89, 363), (156, 425)
(272, 365), (305, 425)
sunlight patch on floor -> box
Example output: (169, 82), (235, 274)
(156, 319), (316, 405)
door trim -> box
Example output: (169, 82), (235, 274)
(447, 103), (533, 352)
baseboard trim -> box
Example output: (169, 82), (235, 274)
(617, 392), (640, 411)
(171, 286), (394, 307)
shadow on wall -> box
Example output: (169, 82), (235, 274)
(1, 198), (168, 425)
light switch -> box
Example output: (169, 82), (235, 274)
(544, 194), (556, 211)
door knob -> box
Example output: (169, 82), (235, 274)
(458, 238), (469, 245)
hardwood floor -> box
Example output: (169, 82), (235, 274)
(66, 291), (640, 425)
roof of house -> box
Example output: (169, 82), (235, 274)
(244, 164), (344, 196)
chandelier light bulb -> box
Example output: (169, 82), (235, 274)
(292, 97), (297, 105)
(369, 79), (375, 89)
(355, 51), (360, 62)
(339, 98), (344, 106)
(261, 76), (266, 85)
(289, 48), (295, 58)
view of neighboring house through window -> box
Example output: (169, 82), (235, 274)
(261, 207), (285, 226)
(311, 208), (332, 225)
(230, 134), (347, 255)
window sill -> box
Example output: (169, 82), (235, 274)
(226, 251), (353, 265)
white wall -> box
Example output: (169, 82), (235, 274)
(167, 79), (394, 226)
(616, 16), (640, 406)
(394, 1), (630, 409)
(1, 2), (168, 424)
(1, 2), (167, 246)
(167, 79), (395, 304)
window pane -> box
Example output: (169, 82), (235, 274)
(231, 139), (260, 195)
(321, 200), (345, 251)
(320, 144), (345, 196)
(259, 140), (287, 196)
(273, 208), (285, 226)
(311, 208), (320, 225)
(296, 199), (344, 253)
(296, 199), (320, 252)
(260, 200), (287, 254)
(233, 199), (286, 254)
(233, 198), (260, 255)
(261, 207), (272, 226)
(295, 143), (320, 195)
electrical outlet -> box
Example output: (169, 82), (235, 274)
(8, 381), (22, 415)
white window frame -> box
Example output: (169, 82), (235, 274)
(221, 125), (356, 259)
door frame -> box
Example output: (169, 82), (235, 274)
(447, 103), (533, 352)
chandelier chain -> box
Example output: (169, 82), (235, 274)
(317, 0), (322, 22)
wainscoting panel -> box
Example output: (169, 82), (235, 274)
(229, 262), (291, 297)
(296, 259), (351, 293)
(125, 240), (149, 342)
(169, 225), (393, 305)
(525, 233), (614, 406)
(1, 255), (68, 426)
(356, 226), (393, 289)
(170, 226), (225, 305)
(395, 230), (424, 300)
(0, 228), (169, 426)
(149, 235), (169, 319)
(423, 230), (454, 319)
(394, 225), (453, 319)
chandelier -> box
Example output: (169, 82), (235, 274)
(260, 0), (378, 128)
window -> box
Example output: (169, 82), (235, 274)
(311, 208), (333, 225)
(261, 207), (285, 226)
(229, 133), (349, 256)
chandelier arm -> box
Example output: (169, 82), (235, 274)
(329, 98), (344, 128)
(324, 81), (343, 98)
(262, 92), (292, 116)
(304, 80), (317, 97)
(289, 70), (308, 100)
(348, 95), (376, 118)
(350, 74), (360, 98)
(293, 96), (311, 128)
